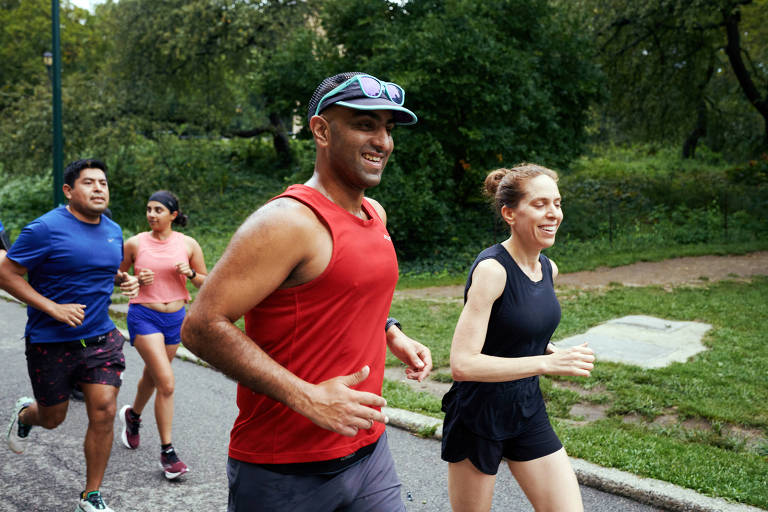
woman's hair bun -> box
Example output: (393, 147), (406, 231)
(483, 168), (511, 197)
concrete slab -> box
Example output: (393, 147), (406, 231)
(555, 315), (712, 369)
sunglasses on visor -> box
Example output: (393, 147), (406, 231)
(315, 74), (405, 116)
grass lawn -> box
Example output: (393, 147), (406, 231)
(386, 277), (768, 508)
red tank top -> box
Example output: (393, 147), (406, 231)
(229, 185), (399, 464)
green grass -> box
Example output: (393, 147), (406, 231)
(557, 419), (768, 508)
(386, 298), (461, 368)
(384, 277), (768, 508)
(382, 379), (444, 419)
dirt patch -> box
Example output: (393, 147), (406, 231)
(569, 403), (609, 423)
(395, 252), (768, 299)
(724, 425), (767, 451)
(681, 417), (713, 432)
(556, 252), (768, 290)
(652, 414), (678, 427)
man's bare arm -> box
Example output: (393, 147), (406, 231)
(181, 199), (387, 436)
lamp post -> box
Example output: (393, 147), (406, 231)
(46, 1), (64, 208)
(42, 51), (53, 80)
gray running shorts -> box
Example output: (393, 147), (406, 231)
(227, 431), (405, 512)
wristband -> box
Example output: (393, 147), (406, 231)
(385, 317), (402, 332)
(188, 269), (197, 279)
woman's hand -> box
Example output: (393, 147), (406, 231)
(137, 268), (155, 286)
(545, 342), (594, 377)
(175, 261), (194, 277)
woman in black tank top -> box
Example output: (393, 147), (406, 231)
(441, 164), (595, 512)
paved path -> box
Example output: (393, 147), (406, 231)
(0, 298), (663, 511)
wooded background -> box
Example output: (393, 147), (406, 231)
(1, 0), (766, 264)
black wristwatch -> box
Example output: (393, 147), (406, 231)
(188, 269), (197, 279)
(385, 317), (402, 332)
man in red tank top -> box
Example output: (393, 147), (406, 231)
(182, 73), (432, 511)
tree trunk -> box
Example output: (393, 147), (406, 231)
(682, 103), (707, 159)
(722, 7), (768, 148)
(682, 60), (714, 159)
(268, 112), (292, 165)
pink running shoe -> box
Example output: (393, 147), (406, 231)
(119, 405), (141, 449)
(160, 446), (189, 480)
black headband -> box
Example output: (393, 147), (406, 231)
(148, 191), (178, 214)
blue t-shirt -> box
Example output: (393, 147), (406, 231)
(7, 206), (123, 343)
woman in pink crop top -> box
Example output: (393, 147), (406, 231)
(117, 190), (207, 480)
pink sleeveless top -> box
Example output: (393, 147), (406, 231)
(130, 231), (191, 304)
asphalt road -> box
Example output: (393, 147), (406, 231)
(0, 298), (662, 511)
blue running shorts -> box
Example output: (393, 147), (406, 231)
(126, 303), (185, 346)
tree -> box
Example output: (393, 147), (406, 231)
(318, 0), (601, 185)
(96, 0), (317, 162)
(295, 0), (603, 258)
(0, 0), (96, 107)
(585, 0), (768, 155)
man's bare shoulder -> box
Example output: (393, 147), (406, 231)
(364, 196), (387, 225)
(230, 197), (322, 248)
(247, 196), (319, 228)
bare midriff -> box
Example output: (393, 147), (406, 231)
(142, 299), (186, 313)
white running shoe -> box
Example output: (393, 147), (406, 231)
(6, 397), (33, 454)
(76, 491), (114, 512)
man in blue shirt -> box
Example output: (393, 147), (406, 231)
(0, 159), (139, 512)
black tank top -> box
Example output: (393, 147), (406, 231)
(441, 244), (561, 440)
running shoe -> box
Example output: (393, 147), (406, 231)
(160, 446), (189, 480)
(119, 405), (140, 449)
(6, 397), (33, 454)
(76, 490), (114, 512)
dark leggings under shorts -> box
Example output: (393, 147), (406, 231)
(25, 328), (126, 407)
(441, 404), (563, 475)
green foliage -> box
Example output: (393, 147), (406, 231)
(96, 0), (316, 139)
(101, 134), (287, 229)
(396, 144), (768, 274)
(0, 170), (52, 234)
(0, 131), (287, 265)
(572, 0), (768, 155)
(256, 0), (603, 259)
(0, 0), (95, 98)
(3, 1), (766, 267)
